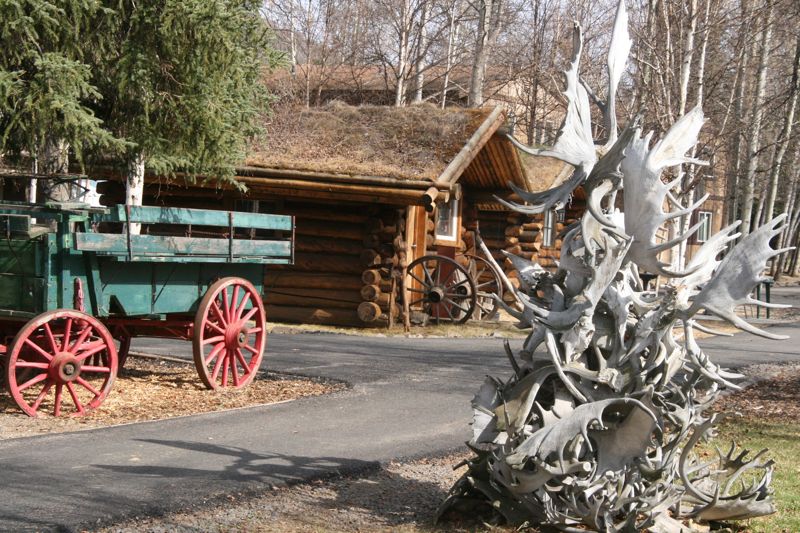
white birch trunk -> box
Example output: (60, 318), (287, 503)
(126, 154), (145, 235)
(764, 37), (800, 223)
(413, 1), (431, 103)
(739, 2), (773, 238)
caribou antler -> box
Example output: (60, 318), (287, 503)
(685, 215), (793, 339)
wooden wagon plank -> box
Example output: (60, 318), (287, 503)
(75, 233), (292, 257)
(99, 205), (293, 231)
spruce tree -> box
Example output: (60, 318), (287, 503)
(92, 0), (278, 228)
(0, 0), (118, 200)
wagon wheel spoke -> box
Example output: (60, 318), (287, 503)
(247, 327), (262, 334)
(407, 287), (426, 293)
(447, 278), (470, 290)
(235, 293), (252, 320)
(53, 383), (64, 417)
(443, 297), (470, 315)
(235, 348), (250, 374)
(408, 297), (425, 307)
(219, 288), (229, 324)
(70, 326), (93, 353)
(14, 361), (49, 369)
(242, 343), (259, 355)
(230, 286), (240, 322)
(61, 317), (73, 351)
(18, 372), (48, 392)
(74, 340), (107, 363)
(206, 321), (226, 336)
(24, 338), (53, 361)
(80, 365), (112, 374)
(423, 266), (435, 287)
(230, 353), (240, 386)
(211, 350), (227, 382)
(201, 335), (225, 346)
(66, 382), (84, 414)
(408, 271), (427, 288)
(44, 323), (58, 353)
(241, 307), (258, 323)
(221, 351), (230, 386)
(204, 343), (226, 366)
(210, 300), (227, 328)
(30, 381), (52, 412)
(76, 376), (100, 397)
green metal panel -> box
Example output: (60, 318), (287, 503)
(75, 233), (291, 259)
(98, 205), (293, 231)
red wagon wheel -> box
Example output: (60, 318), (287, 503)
(193, 277), (266, 390)
(5, 309), (118, 417)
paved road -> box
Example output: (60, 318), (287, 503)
(1, 287), (798, 531)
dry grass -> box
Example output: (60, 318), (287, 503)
(0, 356), (344, 440)
(249, 102), (488, 180)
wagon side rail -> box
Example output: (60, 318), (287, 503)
(77, 205), (294, 264)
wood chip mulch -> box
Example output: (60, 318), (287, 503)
(0, 355), (345, 440)
(714, 363), (800, 423)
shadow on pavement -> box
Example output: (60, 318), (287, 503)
(93, 438), (379, 485)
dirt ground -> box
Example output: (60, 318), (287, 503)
(0, 355), (344, 440)
(96, 363), (800, 533)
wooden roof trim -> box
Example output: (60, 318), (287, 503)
(435, 106), (505, 188)
(235, 165), (436, 190)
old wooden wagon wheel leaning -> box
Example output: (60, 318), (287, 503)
(5, 309), (118, 417)
(193, 277), (266, 390)
(460, 254), (503, 321)
(406, 255), (477, 325)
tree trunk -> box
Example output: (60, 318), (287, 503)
(40, 137), (72, 202)
(764, 36), (800, 223)
(413, 1), (431, 103)
(126, 153), (145, 235)
(468, 0), (502, 107)
(739, 2), (773, 238)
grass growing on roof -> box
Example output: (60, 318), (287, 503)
(250, 102), (483, 180)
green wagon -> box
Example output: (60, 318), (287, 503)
(0, 201), (294, 417)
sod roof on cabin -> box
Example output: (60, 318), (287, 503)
(247, 102), (492, 181)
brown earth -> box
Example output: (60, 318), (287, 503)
(0, 355), (345, 441)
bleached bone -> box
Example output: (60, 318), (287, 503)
(621, 106), (709, 276)
(686, 215), (794, 339)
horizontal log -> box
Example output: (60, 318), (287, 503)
(358, 301), (397, 322)
(291, 253), (365, 275)
(266, 304), (365, 327)
(520, 242), (540, 252)
(295, 220), (364, 241)
(278, 206), (369, 224)
(519, 230), (542, 243)
(522, 222), (543, 231)
(296, 237), (363, 256)
(265, 293), (358, 309)
(362, 269), (389, 285)
(267, 272), (363, 290)
(264, 287), (362, 304)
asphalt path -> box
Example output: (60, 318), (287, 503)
(1, 287), (798, 531)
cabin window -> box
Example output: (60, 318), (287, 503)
(435, 197), (459, 243)
(543, 209), (557, 247)
(696, 211), (712, 243)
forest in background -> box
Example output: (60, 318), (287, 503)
(263, 0), (800, 276)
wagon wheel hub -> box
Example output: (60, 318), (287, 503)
(427, 286), (445, 304)
(224, 323), (250, 350)
(49, 352), (82, 384)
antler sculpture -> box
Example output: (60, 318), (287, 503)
(440, 2), (789, 530)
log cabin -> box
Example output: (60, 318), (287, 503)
(1, 103), (575, 328)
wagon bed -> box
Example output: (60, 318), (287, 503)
(0, 201), (294, 417)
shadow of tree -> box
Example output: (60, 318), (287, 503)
(94, 437), (379, 485)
